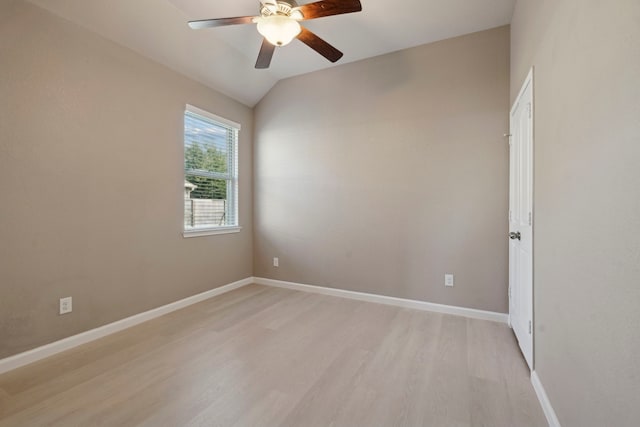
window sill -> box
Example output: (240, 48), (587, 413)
(183, 226), (242, 238)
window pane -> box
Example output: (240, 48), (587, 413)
(184, 112), (230, 174)
(184, 174), (232, 228)
(185, 174), (226, 200)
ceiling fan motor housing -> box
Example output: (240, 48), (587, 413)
(260, 1), (301, 19)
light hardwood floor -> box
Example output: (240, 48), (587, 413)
(0, 284), (547, 426)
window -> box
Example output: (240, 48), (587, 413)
(183, 105), (240, 237)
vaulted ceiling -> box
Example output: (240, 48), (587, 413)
(28, 0), (516, 106)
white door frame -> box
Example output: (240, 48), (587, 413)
(509, 68), (534, 370)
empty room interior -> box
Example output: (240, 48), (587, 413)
(0, 0), (638, 426)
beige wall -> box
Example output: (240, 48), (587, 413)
(511, 0), (640, 425)
(0, 1), (253, 359)
(254, 27), (511, 313)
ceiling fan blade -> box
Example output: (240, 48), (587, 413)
(255, 38), (276, 69)
(188, 16), (256, 29)
(297, 26), (343, 63)
(297, 0), (362, 20)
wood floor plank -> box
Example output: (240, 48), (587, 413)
(262, 291), (320, 331)
(467, 318), (505, 382)
(354, 310), (433, 426)
(0, 285), (546, 427)
(278, 347), (371, 427)
(230, 390), (295, 427)
(389, 311), (442, 426)
(329, 385), (379, 427)
(420, 314), (472, 425)
(470, 375), (513, 427)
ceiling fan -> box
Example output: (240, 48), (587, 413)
(188, 0), (362, 69)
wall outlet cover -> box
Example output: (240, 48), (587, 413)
(445, 274), (454, 287)
(59, 297), (73, 315)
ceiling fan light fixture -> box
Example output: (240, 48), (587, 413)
(188, 0), (362, 69)
(256, 15), (301, 47)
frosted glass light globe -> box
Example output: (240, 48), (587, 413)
(256, 15), (301, 46)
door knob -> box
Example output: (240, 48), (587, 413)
(509, 231), (521, 240)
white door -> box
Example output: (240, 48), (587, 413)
(509, 70), (534, 370)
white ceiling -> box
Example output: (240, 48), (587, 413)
(28, 0), (515, 106)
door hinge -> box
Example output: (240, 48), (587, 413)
(528, 103), (532, 119)
(528, 212), (532, 226)
(509, 210), (512, 221)
(528, 320), (532, 334)
(508, 287), (511, 299)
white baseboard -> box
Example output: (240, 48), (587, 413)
(531, 370), (561, 427)
(253, 277), (508, 323)
(0, 277), (253, 375)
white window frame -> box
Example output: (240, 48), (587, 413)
(183, 104), (241, 238)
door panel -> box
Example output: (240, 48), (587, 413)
(509, 71), (534, 370)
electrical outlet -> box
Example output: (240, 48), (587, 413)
(59, 297), (72, 315)
(445, 274), (454, 287)
(273, 257), (279, 267)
